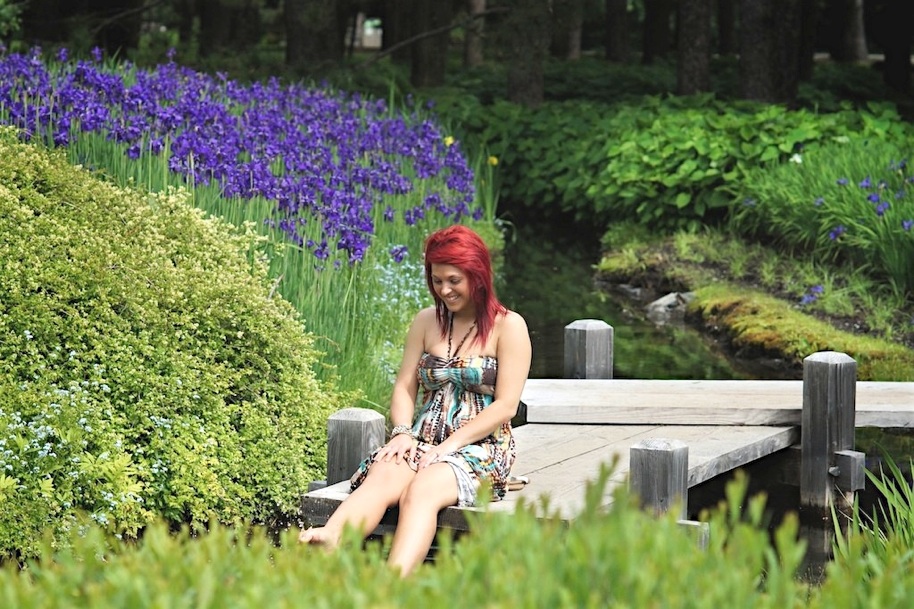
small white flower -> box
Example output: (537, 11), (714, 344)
(789, 153), (803, 164)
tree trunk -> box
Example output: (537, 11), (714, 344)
(604, 0), (630, 63)
(871, 0), (912, 94)
(502, 0), (550, 107)
(464, 0), (486, 67)
(87, 0), (144, 55)
(410, 0), (453, 87)
(716, 0), (737, 56)
(175, 0), (196, 47)
(551, 0), (584, 60)
(739, 0), (801, 105)
(797, 0), (818, 81)
(642, 0), (675, 64)
(284, 0), (345, 72)
(677, 0), (711, 95)
(284, 0), (306, 70)
(382, 0), (414, 64)
(229, 0), (263, 52)
(822, 0), (868, 63)
(199, 0), (232, 57)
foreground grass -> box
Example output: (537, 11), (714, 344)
(596, 226), (914, 381)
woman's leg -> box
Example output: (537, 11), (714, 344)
(300, 458), (415, 546)
(387, 463), (459, 577)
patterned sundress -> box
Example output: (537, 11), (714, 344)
(350, 353), (515, 506)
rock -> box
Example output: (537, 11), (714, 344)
(645, 292), (695, 326)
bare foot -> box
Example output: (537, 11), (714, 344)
(298, 526), (340, 547)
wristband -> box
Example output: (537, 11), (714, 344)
(390, 424), (415, 440)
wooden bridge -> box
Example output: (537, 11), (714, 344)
(300, 320), (914, 537)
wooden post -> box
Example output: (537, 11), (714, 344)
(564, 319), (614, 379)
(326, 407), (386, 485)
(629, 438), (689, 519)
(799, 351), (860, 581)
(800, 351), (857, 510)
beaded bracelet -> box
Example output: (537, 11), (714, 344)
(390, 424), (415, 440)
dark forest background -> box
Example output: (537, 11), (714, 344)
(5, 0), (912, 110)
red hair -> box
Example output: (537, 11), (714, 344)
(424, 225), (506, 346)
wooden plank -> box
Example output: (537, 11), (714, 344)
(507, 424), (797, 519)
(520, 379), (914, 427)
(297, 423), (797, 526)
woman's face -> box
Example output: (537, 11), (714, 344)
(430, 263), (474, 315)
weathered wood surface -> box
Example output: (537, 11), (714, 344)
(520, 379), (914, 427)
(301, 376), (911, 530)
(300, 422), (799, 526)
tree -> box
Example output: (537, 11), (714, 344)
(464, 0), (486, 67)
(868, 0), (912, 95)
(604, 0), (630, 63)
(677, 0), (711, 95)
(381, 0), (413, 64)
(410, 0), (454, 87)
(642, 0), (675, 64)
(739, 0), (802, 105)
(821, 0), (868, 63)
(500, 0), (550, 107)
(284, 0), (346, 73)
(551, 0), (584, 60)
(716, 0), (737, 56)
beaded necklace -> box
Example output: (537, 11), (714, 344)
(447, 314), (477, 360)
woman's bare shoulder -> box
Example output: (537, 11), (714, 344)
(499, 309), (530, 332)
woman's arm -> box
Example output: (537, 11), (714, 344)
(378, 308), (430, 464)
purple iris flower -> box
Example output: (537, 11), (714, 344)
(828, 225), (846, 240)
(0, 48), (482, 264)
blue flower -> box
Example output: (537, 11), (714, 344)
(828, 225), (846, 240)
(389, 244), (409, 263)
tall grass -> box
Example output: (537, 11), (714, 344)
(731, 137), (914, 301)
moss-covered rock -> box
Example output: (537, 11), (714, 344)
(0, 127), (347, 558)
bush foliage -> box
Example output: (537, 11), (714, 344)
(437, 93), (912, 232)
(0, 127), (347, 558)
(4, 469), (914, 608)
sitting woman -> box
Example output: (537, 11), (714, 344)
(300, 224), (532, 577)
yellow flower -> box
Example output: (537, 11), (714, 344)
(487, 156), (498, 166)
(444, 135), (455, 147)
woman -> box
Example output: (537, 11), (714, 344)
(300, 224), (532, 577)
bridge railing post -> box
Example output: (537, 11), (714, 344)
(800, 351), (862, 509)
(564, 319), (614, 379)
(309, 407), (386, 491)
(629, 438), (689, 520)
(800, 350), (865, 580)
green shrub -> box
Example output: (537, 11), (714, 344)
(6, 463), (914, 607)
(437, 93), (913, 233)
(0, 127), (348, 558)
(0, 468), (812, 608)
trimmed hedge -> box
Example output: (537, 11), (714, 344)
(0, 127), (347, 558)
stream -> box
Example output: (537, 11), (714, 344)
(498, 220), (746, 380)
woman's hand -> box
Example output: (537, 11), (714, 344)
(377, 433), (416, 464)
(418, 440), (457, 469)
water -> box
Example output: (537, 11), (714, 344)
(498, 220), (747, 380)
(497, 217), (914, 579)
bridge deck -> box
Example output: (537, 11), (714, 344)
(300, 379), (913, 530)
